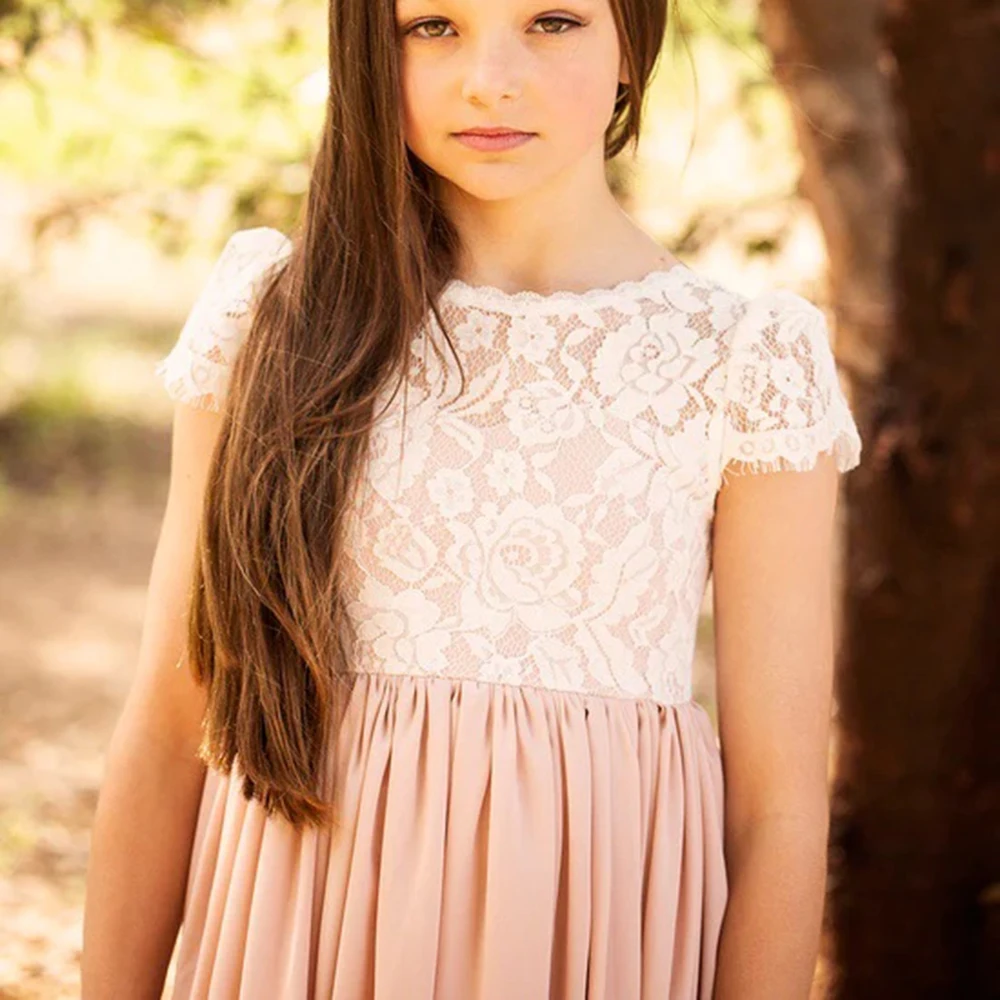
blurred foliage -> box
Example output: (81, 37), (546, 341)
(0, 0), (234, 67)
(665, 0), (777, 141)
(671, 0), (757, 48)
(0, 0), (325, 249)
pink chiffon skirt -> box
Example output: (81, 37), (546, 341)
(170, 672), (729, 999)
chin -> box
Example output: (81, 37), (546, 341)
(452, 180), (537, 202)
(435, 163), (557, 203)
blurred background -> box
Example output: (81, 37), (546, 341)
(0, 0), (996, 997)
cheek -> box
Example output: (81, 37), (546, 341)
(534, 30), (622, 146)
(543, 60), (619, 143)
(400, 59), (437, 152)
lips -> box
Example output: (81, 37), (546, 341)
(452, 128), (536, 151)
(456, 128), (532, 137)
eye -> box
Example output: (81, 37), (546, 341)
(404, 18), (454, 39)
(532, 15), (582, 34)
(402, 14), (583, 40)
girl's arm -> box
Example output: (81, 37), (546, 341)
(709, 452), (842, 1000)
(81, 402), (223, 999)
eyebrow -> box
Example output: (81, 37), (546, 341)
(394, 0), (444, 13)
(395, 0), (596, 15)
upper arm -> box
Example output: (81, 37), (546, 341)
(113, 404), (224, 760)
(711, 455), (841, 843)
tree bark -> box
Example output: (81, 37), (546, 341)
(759, 0), (1000, 995)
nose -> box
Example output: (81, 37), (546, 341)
(460, 33), (523, 106)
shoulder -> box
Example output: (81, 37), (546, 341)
(203, 226), (294, 305)
(717, 286), (843, 406)
(726, 286), (831, 352)
(655, 266), (829, 367)
(180, 225), (292, 327)
(650, 262), (836, 378)
(155, 226), (293, 411)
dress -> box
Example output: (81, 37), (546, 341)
(154, 227), (863, 1000)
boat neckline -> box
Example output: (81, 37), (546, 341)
(438, 260), (693, 314)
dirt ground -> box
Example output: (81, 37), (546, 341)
(0, 488), (171, 996)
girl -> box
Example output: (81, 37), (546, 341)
(83, 0), (862, 997)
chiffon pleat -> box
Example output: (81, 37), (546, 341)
(171, 673), (728, 1000)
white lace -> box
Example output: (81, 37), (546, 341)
(154, 227), (293, 411)
(157, 227), (862, 707)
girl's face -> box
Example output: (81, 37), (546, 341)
(396, 0), (626, 202)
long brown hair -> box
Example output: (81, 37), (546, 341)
(186, 0), (670, 830)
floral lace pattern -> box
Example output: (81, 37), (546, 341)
(156, 227), (862, 707)
(706, 288), (863, 493)
(154, 227), (293, 411)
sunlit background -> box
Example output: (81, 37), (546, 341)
(0, 0), (845, 994)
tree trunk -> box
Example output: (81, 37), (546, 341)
(759, 0), (1000, 995)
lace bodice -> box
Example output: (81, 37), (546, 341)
(156, 227), (862, 706)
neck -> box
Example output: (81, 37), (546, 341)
(437, 146), (674, 296)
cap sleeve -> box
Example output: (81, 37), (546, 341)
(706, 289), (862, 494)
(154, 226), (292, 412)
